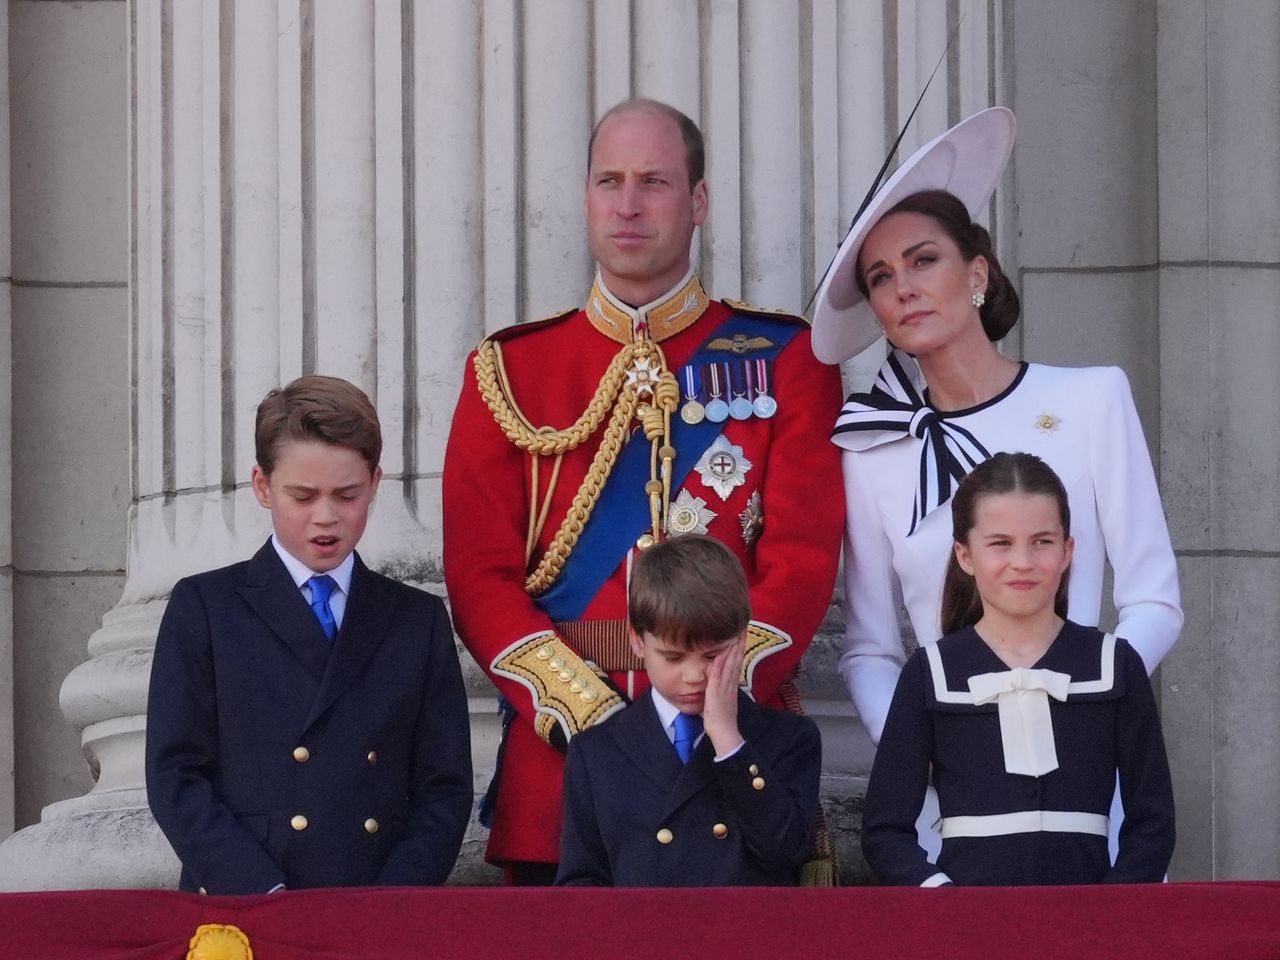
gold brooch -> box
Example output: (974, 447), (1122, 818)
(1034, 413), (1059, 433)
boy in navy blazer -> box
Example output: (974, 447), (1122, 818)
(146, 375), (472, 893)
(555, 535), (821, 886)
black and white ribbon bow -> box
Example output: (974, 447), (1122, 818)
(832, 350), (992, 536)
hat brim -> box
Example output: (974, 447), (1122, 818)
(811, 107), (1016, 364)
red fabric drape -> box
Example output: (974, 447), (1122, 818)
(3, 883), (1277, 960)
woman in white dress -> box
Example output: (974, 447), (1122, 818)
(810, 107), (1182, 863)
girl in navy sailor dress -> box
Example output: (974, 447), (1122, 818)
(861, 453), (1175, 886)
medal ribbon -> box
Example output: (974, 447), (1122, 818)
(535, 312), (804, 621)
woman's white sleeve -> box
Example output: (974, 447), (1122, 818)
(838, 448), (907, 744)
(1089, 366), (1184, 672)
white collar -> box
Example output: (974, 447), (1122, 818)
(650, 687), (689, 735)
(270, 534), (356, 597)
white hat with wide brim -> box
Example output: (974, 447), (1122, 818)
(811, 106), (1016, 364)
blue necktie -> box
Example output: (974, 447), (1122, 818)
(673, 712), (703, 763)
(307, 574), (338, 641)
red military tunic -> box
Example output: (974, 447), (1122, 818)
(443, 273), (844, 867)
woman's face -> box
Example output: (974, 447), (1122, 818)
(857, 211), (987, 358)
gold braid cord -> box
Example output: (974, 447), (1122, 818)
(474, 335), (677, 595)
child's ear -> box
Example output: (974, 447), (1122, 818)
(626, 625), (646, 660)
(1062, 535), (1075, 570)
(250, 465), (272, 508)
(954, 540), (975, 576)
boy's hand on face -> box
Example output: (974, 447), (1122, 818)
(702, 635), (746, 757)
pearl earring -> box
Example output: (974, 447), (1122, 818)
(971, 290), (986, 309)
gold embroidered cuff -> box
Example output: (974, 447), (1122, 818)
(742, 621), (793, 688)
(491, 632), (626, 743)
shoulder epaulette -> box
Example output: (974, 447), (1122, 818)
(483, 307), (579, 346)
(721, 298), (810, 327)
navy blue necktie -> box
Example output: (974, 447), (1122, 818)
(673, 713), (703, 763)
(307, 574), (338, 641)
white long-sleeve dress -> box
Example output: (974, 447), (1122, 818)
(836, 354), (1183, 745)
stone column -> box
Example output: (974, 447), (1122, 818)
(1009, 0), (1280, 880)
(0, 0), (1001, 888)
(1153, 0), (1280, 880)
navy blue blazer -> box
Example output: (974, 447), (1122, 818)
(556, 689), (820, 886)
(145, 540), (473, 893)
(862, 622), (1174, 886)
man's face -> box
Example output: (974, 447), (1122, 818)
(585, 107), (708, 306)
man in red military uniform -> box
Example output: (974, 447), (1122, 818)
(443, 98), (844, 883)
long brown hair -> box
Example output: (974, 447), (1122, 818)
(939, 452), (1071, 635)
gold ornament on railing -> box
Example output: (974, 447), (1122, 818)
(187, 924), (253, 960)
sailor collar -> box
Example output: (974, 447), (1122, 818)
(923, 623), (1122, 710)
(586, 268), (710, 344)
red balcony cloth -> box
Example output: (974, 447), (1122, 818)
(1, 883), (1277, 960)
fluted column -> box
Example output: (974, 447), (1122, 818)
(0, 0), (1001, 888)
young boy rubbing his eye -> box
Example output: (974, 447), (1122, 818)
(555, 534), (821, 886)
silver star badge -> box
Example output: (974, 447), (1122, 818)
(694, 436), (753, 501)
(739, 490), (764, 547)
(667, 489), (717, 536)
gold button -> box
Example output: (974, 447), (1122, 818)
(293, 746), (310, 763)
(752, 777), (766, 791)
(548, 656), (565, 671)
(656, 828), (673, 845)
(367, 750), (378, 765)
(712, 823), (729, 839)
(636, 533), (656, 550)
(198, 886), (208, 896)
(580, 687), (598, 703)
(569, 677), (584, 693)
(748, 763), (759, 776)
(536, 644), (555, 660)
(291, 815), (309, 831)
(364, 818), (379, 834)
(558, 667), (575, 682)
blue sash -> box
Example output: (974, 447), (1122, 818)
(534, 313), (803, 621)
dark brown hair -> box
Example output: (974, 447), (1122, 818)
(254, 375), (382, 476)
(587, 98), (706, 190)
(628, 534), (750, 650)
(939, 452), (1071, 635)
(855, 189), (1020, 342)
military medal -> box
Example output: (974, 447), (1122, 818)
(752, 358), (777, 418)
(680, 365), (705, 425)
(626, 356), (658, 398)
(704, 364), (729, 423)
(728, 362), (753, 420)
(694, 435), (753, 500)
(667, 489), (717, 536)
(739, 490), (764, 546)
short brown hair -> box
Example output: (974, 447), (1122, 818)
(587, 98), (706, 190)
(254, 375), (382, 476)
(628, 535), (750, 650)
